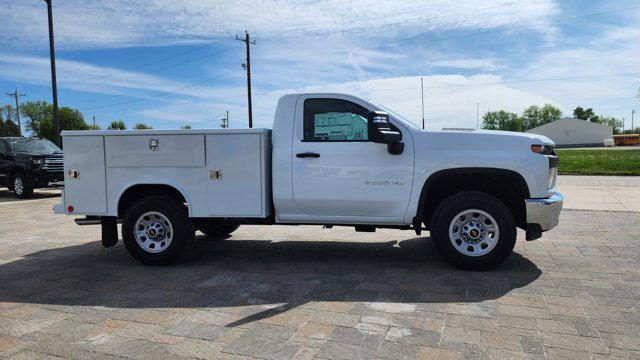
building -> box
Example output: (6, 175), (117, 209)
(526, 117), (613, 148)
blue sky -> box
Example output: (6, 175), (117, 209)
(1, 0), (639, 131)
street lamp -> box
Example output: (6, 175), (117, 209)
(43, 0), (60, 146)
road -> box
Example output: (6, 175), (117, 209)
(0, 178), (638, 359)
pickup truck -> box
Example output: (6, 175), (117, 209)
(0, 137), (64, 198)
(55, 93), (563, 270)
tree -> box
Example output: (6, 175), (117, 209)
(181, 124), (191, 129)
(522, 104), (562, 129)
(572, 107), (599, 122)
(599, 116), (624, 134)
(20, 101), (90, 142)
(134, 123), (153, 130)
(108, 120), (126, 130)
(482, 110), (523, 132)
(0, 105), (20, 137)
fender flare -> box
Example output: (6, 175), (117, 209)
(116, 181), (194, 217)
(413, 167), (530, 226)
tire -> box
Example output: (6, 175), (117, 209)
(430, 191), (516, 271)
(122, 196), (194, 265)
(12, 173), (34, 199)
(198, 222), (240, 239)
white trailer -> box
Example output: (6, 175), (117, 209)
(56, 93), (563, 270)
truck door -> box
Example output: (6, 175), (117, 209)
(0, 140), (7, 186)
(290, 96), (414, 222)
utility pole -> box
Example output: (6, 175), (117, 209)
(420, 77), (425, 130)
(221, 110), (229, 128)
(235, 31), (256, 128)
(632, 110), (635, 132)
(43, 0), (60, 146)
(92, 115), (96, 128)
(5, 89), (25, 136)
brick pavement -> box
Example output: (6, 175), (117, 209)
(0, 196), (639, 359)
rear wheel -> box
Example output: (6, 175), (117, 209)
(12, 173), (34, 199)
(122, 196), (194, 265)
(430, 191), (516, 270)
(198, 222), (240, 239)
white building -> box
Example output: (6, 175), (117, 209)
(526, 117), (612, 148)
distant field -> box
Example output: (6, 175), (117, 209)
(556, 149), (640, 175)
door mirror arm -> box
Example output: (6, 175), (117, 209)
(387, 141), (404, 155)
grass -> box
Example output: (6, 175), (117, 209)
(556, 149), (640, 175)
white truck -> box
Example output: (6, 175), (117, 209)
(55, 93), (563, 270)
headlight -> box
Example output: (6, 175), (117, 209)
(31, 158), (43, 168)
(531, 144), (555, 154)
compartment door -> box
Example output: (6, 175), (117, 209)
(105, 135), (205, 167)
(206, 134), (263, 216)
(63, 136), (107, 214)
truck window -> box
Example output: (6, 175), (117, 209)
(304, 99), (369, 141)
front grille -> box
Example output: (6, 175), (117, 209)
(43, 158), (63, 170)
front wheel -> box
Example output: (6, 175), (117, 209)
(430, 191), (516, 270)
(13, 173), (34, 199)
(122, 196), (194, 265)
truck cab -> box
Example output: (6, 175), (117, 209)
(56, 93), (563, 270)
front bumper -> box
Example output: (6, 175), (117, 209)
(29, 170), (64, 187)
(525, 191), (564, 231)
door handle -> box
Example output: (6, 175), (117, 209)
(296, 152), (320, 158)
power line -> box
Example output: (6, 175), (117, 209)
(78, 69), (242, 110)
(89, 41), (228, 80)
(186, 113), (226, 128)
(361, 72), (640, 93)
(114, 44), (242, 81)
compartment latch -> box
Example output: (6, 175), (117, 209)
(68, 170), (80, 179)
(209, 170), (223, 180)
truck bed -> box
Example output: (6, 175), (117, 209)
(61, 129), (272, 218)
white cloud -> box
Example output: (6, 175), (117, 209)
(2, 0), (560, 50)
(431, 58), (502, 71)
(513, 22), (640, 121)
(0, 53), (245, 103)
(140, 74), (560, 130)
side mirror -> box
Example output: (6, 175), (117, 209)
(368, 111), (404, 155)
(368, 111), (402, 144)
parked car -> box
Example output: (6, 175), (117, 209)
(0, 137), (64, 198)
(55, 93), (563, 269)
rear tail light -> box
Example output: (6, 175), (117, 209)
(67, 205), (74, 213)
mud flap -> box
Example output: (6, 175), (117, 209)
(101, 217), (118, 248)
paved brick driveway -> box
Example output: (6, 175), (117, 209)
(0, 194), (639, 359)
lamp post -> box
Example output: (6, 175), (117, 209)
(43, 0), (60, 146)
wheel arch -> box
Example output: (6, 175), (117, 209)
(8, 165), (27, 180)
(117, 183), (192, 217)
(415, 168), (530, 230)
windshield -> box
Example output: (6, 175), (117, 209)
(372, 102), (421, 129)
(11, 139), (61, 153)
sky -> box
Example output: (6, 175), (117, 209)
(1, 0), (639, 131)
